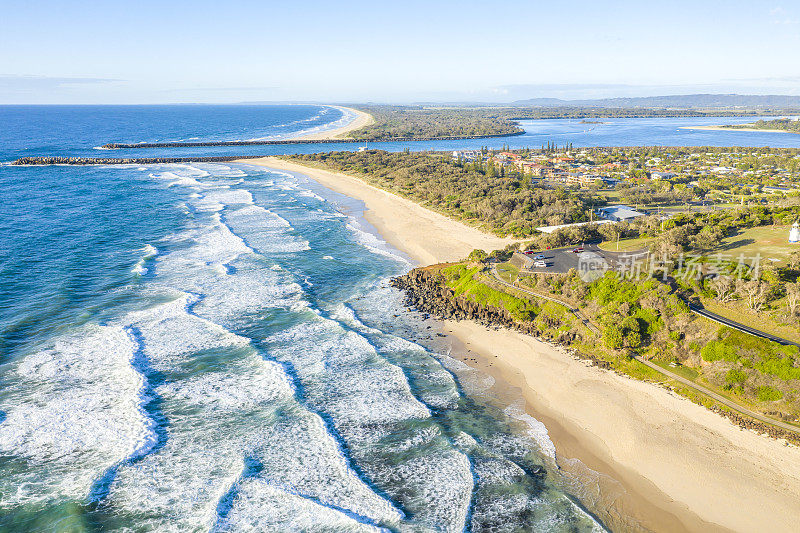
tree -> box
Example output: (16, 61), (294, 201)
(736, 279), (768, 311)
(786, 282), (800, 317)
(692, 226), (724, 253)
(711, 275), (736, 302)
(468, 249), (488, 262)
(603, 325), (624, 349)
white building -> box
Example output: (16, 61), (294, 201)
(596, 204), (645, 222)
(650, 172), (677, 180)
(790, 221), (800, 243)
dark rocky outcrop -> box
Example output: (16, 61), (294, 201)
(391, 268), (588, 348)
(391, 267), (608, 369)
(391, 268), (539, 334)
(710, 405), (800, 446)
(12, 155), (267, 166)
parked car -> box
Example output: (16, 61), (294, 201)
(571, 247), (584, 253)
(533, 254), (545, 260)
(533, 260), (546, 267)
(523, 250), (535, 255)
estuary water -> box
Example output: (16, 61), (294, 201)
(0, 105), (607, 531)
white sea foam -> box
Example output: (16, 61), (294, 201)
(224, 204), (311, 254)
(201, 188), (254, 206)
(247, 413), (404, 524)
(390, 450), (474, 532)
(216, 481), (389, 532)
(150, 171), (205, 189)
(267, 318), (431, 427)
(0, 325), (156, 507)
(473, 457), (526, 487)
(346, 220), (410, 264)
(131, 244), (159, 276)
(332, 302), (460, 410)
(297, 189), (326, 202)
(504, 402), (557, 461)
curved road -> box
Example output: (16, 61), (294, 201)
(689, 305), (800, 348)
(487, 264), (800, 435)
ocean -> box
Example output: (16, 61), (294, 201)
(0, 105), (609, 531)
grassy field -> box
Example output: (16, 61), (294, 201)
(714, 225), (798, 264)
(597, 190), (625, 205)
(652, 360), (700, 381)
(495, 262), (520, 283)
(700, 298), (800, 345)
(598, 236), (655, 252)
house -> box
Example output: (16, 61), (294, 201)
(710, 166), (736, 175)
(452, 150), (481, 162)
(596, 204), (645, 222)
(650, 171), (677, 180)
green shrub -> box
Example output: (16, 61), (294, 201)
(442, 264), (537, 321)
(603, 325), (624, 349)
(725, 368), (747, 384)
(701, 341), (738, 362)
(756, 386), (783, 401)
(625, 330), (642, 348)
(468, 249), (487, 262)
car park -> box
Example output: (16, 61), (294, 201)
(533, 260), (546, 267)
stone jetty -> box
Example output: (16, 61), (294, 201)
(11, 155), (266, 166)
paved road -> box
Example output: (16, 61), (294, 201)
(690, 305), (800, 348)
(488, 264), (800, 435)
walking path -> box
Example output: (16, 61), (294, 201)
(487, 264), (800, 435)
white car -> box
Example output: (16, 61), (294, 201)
(533, 260), (547, 267)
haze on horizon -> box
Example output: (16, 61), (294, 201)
(1, 0), (799, 104)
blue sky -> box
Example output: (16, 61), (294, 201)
(1, 0), (799, 103)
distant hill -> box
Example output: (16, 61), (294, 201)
(510, 94), (800, 109)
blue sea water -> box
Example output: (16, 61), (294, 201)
(0, 106), (612, 532)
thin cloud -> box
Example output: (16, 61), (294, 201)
(0, 75), (123, 90)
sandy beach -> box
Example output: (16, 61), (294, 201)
(289, 106), (374, 140)
(240, 156), (800, 533)
(679, 124), (798, 134)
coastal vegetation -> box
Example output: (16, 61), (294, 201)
(345, 106), (524, 140)
(283, 147), (800, 433)
(395, 255), (800, 442)
(343, 105), (796, 141)
(723, 118), (800, 133)
(285, 150), (592, 235)
(327, 140), (800, 435)
(285, 146), (800, 239)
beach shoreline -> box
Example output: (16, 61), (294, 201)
(239, 156), (800, 533)
(679, 124), (798, 134)
(289, 106), (374, 140)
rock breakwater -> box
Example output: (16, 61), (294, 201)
(11, 155), (266, 166)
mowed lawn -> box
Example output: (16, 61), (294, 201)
(715, 225), (799, 264)
(598, 236), (655, 252)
